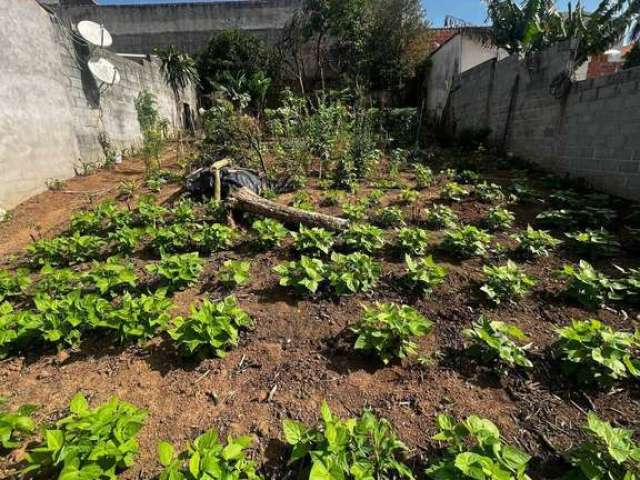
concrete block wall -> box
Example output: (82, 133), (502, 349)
(444, 40), (640, 201)
(0, 0), (196, 210)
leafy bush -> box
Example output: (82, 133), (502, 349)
(146, 252), (204, 291)
(423, 205), (458, 229)
(84, 258), (137, 295)
(150, 223), (196, 254)
(396, 227), (430, 256)
(441, 226), (492, 258)
(511, 181), (539, 203)
(484, 207), (515, 231)
(374, 206), (405, 228)
(623, 267), (640, 303)
(24, 393), (147, 480)
(328, 252), (381, 296)
(440, 182), (469, 202)
(28, 233), (107, 266)
(112, 290), (172, 342)
(512, 226), (561, 257)
(199, 223), (236, 252)
(283, 403), (413, 480)
(252, 218), (288, 249)
(292, 225), (335, 256)
(556, 260), (626, 309)
(481, 261), (537, 305)
(342, 224), (385, 254)
(0, 268), (30, 303)
(292, 191), (314, 211)
(135, 195), (169, 227)
(169, 296), (252, 358)
(400, 188), (419, 205)
(365, 189), (385, 207)
(535, 208), (578, 230)
(219, 260), (251, 288)
(414, 164), (434, 189)
(108, 226), (145, 254)
(274, 256), (326, 295)
(456, 169), (481, 185)
(425, 414), (531, 480)
(158, 430), (261, 480)
(172, 199), (196, 223)
(32, 264), (84, 298)
(554, 319), (639, 385)
(351, 303), (432, 364)
(474, 182), (505, 203)
(0, 398), (36, 449)
(565, 228), (621, 257)
(404, 255), (448, 297)
(563, 412), (640, 480)
(206, 199), (228, 223)
(463, 316), (533, 369)
(342, 202), (368, 222)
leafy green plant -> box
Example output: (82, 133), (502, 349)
(400, 188), (419, 205)
(135, 195), (169, 227)
(563, 412), (640, 480)
(283, 403), (413, 480)
(320, 190), (345, 207)
(31, 265), (83, 298)
(510, 181), (538, 203)
(440, 182), (469, 202)
(150, 223), (196, 254)
(512, 226), (561, 257)
(108, 226), (145, 254)
(424, 205), (458, 229)
(556, 260), (626, 309)
(441, 226), (492, 258)
(84, 258), (137, 295)
(158, 430), (261, 480)
(474, 182), (505, 203)
(0, 398), (37, 449)
(365, 189), (385, 207)
(484, 207), (515, 231)
(414, 164), (433, 189)
(172, 199), (196, 223)
(274, 256), (326, 295)
(328, 252), (381, 296)
(146, 252), (204, 291)
(535, 208), (578, 230)
(375, 206), (405, 228)
(351, 303), (432, 364)
(206, 199), (228, 223)
(342, 224), (386, 254)
(481, 261), (537, 305)
(111, 290), (172, 342)
(169, 296), (252, 358)
(0, 268), (31, 303)
(554, 319), (639, 385)
(28, 233), (107, 266)
(463, 316), (533, 369)
(565, 228), (621, 257)
(425, 414), (531, 480)
(219, 260), (251, 288)
(199, 223), (236, 252)
(252, 218), (288, 249)
(342, 202), (368, 222)
(292, 225), (335, 256)
(622, 267), (640, 303)
(292, 191), (314, 211)
(456, 169), (481, 185)
(396, 227), (430, 256)
(24, 393), (147, 480)
(404, 255), (448, 297)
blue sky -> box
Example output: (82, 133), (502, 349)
(99, 0), (603, 27)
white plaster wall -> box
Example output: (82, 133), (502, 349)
(426, 35), (462, 120)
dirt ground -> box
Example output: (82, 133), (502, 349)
(1, 147), (639, 479)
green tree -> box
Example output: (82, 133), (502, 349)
(157, 45), (199, 128)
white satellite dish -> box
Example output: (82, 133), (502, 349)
(88, 57), (121, 86)
(77, 20), (113, 48)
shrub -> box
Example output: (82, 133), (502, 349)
(283, 403), (413, 480)
(484, 207), (515, 231)
(135, 195), (169, 226)
(84, 258), (138, 295)
(150, 223), (196, 254)
(365, 189), (385, 207)
(169, 296), (252, 358)
(351, 303), (432, 364)
(206, 199), (228, 223)
(456, 169), (481, 185)
(564, 412), (640, 480)
(341, 202), (368, 222)
(463, 316), (533, 369)
(512, 226), (561, 257)
(554, 319), (639, 385)
(400, 188), (419, 205)
(423, 205), (458, 229)
(292, 191), (314, 211)
(396, 227), (430, 256)
(328, 252), (381, 296)
(622, 267), (640, 303)
(565, 228), (621, 257)
(474, 182), (505, 203)
(24, 393), (147, 479)
(292, 226), (335, 256)
(481, 261), (537, 305)
(199, 223), (236, 252)
(108, 226), (145, 254)
(342, 224), (386, 254)
(440, 182), (469, 202)
(28, 233), (107, 266)
(146, 252), (204, 291)
(32, 265), (83, 298)
(112, 290), (172, 342)
(511, 181), (539, 203)
(158, 430), (260, 480)
(414, 164), (433, 189)
(320, 190), (344, 207)
(425, 414), (531, 480)
(374, 206), (405, 228)
(274, 256), (326, 295)
(441, 226), (492, 258)
(556, 260), (626, 309)
(536, 208), (578, 230)
(0, 398), (37, 449)
(0, 268), (31, 303)
(219, 260), (251, 288)
(252, 218), (288, 249)
(172, 199), (196, 223)
(404, 255), (448, 296)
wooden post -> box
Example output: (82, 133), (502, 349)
(212, 159), (232, 202)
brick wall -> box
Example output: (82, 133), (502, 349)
(442, 40), (640, 201)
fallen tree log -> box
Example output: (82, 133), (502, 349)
(227, 187), (350, 231)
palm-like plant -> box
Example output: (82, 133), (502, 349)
(156, 45), (199, 126)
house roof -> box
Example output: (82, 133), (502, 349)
(429, 27), (494, 57)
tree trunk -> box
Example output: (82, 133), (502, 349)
(227, 187), (349, 231)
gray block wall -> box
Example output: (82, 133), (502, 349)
(0, 0), (196, 210)
(443, 40), (640, 201)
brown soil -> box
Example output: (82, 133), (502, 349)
(1, 148), (639, 480)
